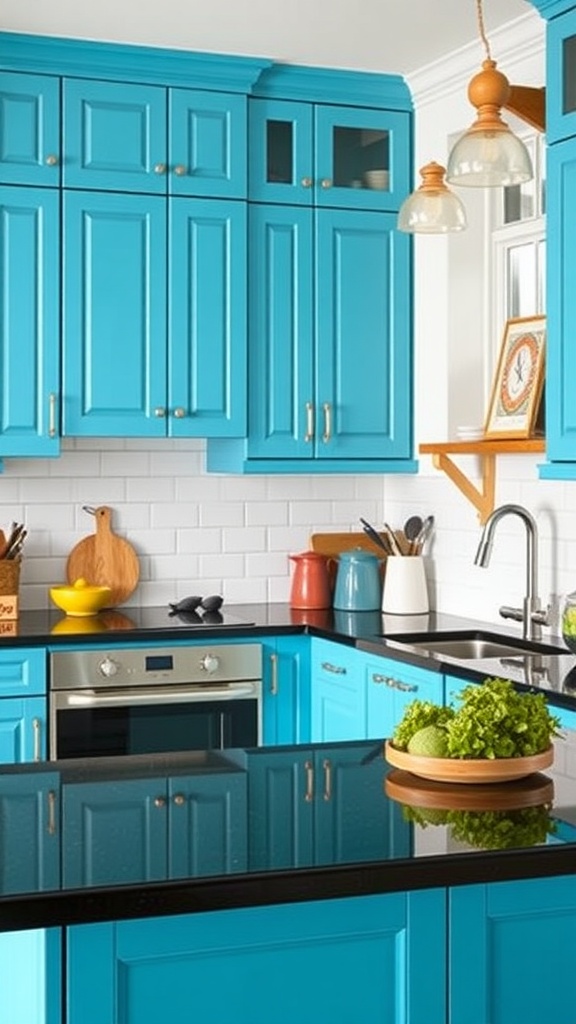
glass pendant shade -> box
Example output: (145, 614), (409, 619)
(397, 162), (467, 234)
(446, 59), (534, 187)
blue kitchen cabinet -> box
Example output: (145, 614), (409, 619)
(207, 202), (414, 472)
(261, 634), (311, 745)
(249, 96), (411, 212)
(63, 77), (247, 197)
(62, 770), (247, 888)
(0, 71), (60, 187)
(310, 637), (366, 741)
(363, 652), (444, 740)
(0, 186), (60, 457)
(66, 889), (446, 1024)
(248, 741), (409, 870)
(0, 771), (60, 894)
(0, 647), (48, 763)
(449, 874), (576, 1024)
(63, 190), (246, 438)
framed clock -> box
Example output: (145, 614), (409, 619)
(484, 315), (546, 439)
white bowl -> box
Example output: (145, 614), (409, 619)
(364, 169), (390, 190)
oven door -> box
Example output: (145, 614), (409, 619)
(50, 683), (261, 760)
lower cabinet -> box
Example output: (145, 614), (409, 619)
(0, 646), (49, 763)
(66, 889), (446, 1024)
(62, 770), (247, 887)
(449, 874), (576, 1024)
(362, 652), (444, 739)
(248, 741), (410, 870)
(0, 771), (60, 894)
(261, 634), (311, 745)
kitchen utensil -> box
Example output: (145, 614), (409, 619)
(414, 514), (435, 554)
(66, 505), (139, 607)
(289, 551), (333, 609)
(50, 578), (112, 617)
(333, 549), (382, 611)
(403, 516), (423, 554)
(359, 517), (391, 555)
(383, 522), (404, 557)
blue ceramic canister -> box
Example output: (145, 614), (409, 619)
(333, 549), (382, 611)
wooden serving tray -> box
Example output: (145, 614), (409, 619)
(385, 768), (554, 811)
(384, 740), (554, 784)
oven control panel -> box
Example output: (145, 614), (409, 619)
(50, 644), (262, 689)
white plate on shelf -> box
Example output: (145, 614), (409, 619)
(456, 425), (484, 441)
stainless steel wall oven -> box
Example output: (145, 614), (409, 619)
(49, 644), (262, 760)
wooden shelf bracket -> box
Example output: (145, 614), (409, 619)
(431, 450), (495, 524)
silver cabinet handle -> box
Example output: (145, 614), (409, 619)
(304, 401), (314, 442)
(173, 407), (186, 418)
(301, 177), (313, 188)
(174, 165), (187, 176)
(384, 677), (418, 693)
(48, 392), (57, 438)
(304, 760), (314, 802)
(32, 717), (41, 762)
(47, 791), (57, 836)
(45, 154), (59, 166)
(322, 402), (332, 443)
(173, 794), (186, 806)
(154, 407), (166, 417)
(154, 796), (166, 808)
(154, 163), (167, 175)
(320, 178), (332, 189)
(270, 652), (278, 696)
(323, 759), (332, 802)
(321, 661), (346, 675)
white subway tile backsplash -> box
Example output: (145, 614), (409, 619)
(246, 502), (289, 527)
(223, 527), (266, 552)
(199, 502), (245, 528)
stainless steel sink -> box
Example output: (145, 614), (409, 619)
(384, 630), (567, 661)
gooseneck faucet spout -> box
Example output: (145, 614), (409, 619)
(474, 504), (549, 641)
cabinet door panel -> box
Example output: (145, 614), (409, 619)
(0, 71), (60, 187)
(0, 696), (46, 763)
(450, 876), (576, 1024)
(169, 89), (247, 198)
(248, 97), (314, 205)
(262, 635), (311, 746)
(63, 78), (166, 193)
(63, 190), (167, 436)
(248, 749), (315, 869)
(62, 779), (168, 888)
(547, 7), (576, 144)
(316, 208), (412, 459)
(247, 204), (314, 458)
(169, 197), (246, 436)
(0, 187), (60, 456)
(0, 772), (59, 893)
(168, 772), (247, 878)
(0, 646), (46, 698)
(365, 656), (444, 739)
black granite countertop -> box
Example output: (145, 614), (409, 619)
(1, 738), (576, 932)
(6, 602), (576, 712)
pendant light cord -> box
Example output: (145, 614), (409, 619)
(476, 0), (492, 61)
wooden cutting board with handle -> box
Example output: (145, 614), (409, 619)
(66, 505), (140, 607)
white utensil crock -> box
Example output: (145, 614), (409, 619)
(382, 556), (429, 615)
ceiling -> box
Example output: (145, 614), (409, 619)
(1, 0), (540, 76)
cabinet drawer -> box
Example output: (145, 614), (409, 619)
(0, 647), (46, 697)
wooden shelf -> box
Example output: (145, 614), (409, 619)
(418, 438), (545, 524)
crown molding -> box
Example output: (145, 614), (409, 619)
(407, 10), (545, 109)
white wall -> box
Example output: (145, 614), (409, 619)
(4, 3), (576, 636)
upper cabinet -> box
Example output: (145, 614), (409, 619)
(249, 97), (410, 211)
(62, 79), (247, 198)
(532, 2), (576, 475)
(0, 72), (60, 187)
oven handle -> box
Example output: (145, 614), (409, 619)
(62, 683), (259, 708)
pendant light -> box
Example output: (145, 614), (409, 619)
(446, 0), (533, 187)
(397, 162), (467, 234)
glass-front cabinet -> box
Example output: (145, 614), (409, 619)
(547, 6), (576, 143)
(249, 97), (409, 211)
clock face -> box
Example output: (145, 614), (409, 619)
(500, 333), (539, 414)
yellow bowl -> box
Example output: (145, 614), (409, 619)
(49, 578), (112, 617)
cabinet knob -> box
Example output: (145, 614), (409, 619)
(154, 163), (167, 175)
(154, 407), (166, 418)
(301, 177), (313, 188)
(320, 178), (332, 189)
(45, 154), (59, 167)
(154, 796), (166, 808)
(174, 165), (187, 176)
(173, 794), (186, 806)
(172, 407), (186, 419)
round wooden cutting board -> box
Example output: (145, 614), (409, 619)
(66, 506), (140, 607)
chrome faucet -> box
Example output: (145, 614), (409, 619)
(474, 503), (550, 641)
